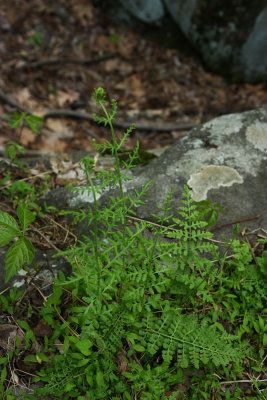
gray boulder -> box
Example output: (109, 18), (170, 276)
(164, 0), (267, 82)
(109, 0), (267, 82)
(118, 0), (165, 23)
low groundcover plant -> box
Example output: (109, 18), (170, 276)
(0, 87), (266, 399)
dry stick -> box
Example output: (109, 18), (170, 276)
(220, 378), (267, 385)
(126, 213), (224, 243)
(44, 109), (196, 132)
(53, 305), (80, 338)
(0, 170), (54, 190)
(209, 209), (267, 232)
(45, 215), (77, 241)
(30, 225), (62, 253)
(29, 51), (118, 68)
(0, 91), (31, 114)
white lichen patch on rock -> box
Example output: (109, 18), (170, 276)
(187, 165), (243, 201)
(68, 188), (102, 206)
(167, 148), (219, 178)
(202, 113), (243, 138)
(13, 269), (27, 288)
(245, 122), (267, 152)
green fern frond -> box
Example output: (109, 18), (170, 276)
(144, 313), (243, 369)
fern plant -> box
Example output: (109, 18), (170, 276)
(24, 88), (247, 400)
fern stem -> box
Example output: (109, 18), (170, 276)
(85, 170), (103, 314)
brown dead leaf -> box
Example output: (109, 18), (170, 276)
(38, 139), (67, 153)
(14, 88), (31, 106)
(52, 90), (79, 108)
(20, 127), (37, 146)
(115, 76), (145, 98)
(116, 352), (130, 374)
(73, 2), (94, 22)
(13, 88), (40, 112)
(45, 119), (74, 137)
(104, 58), (120, 73)
(95, 34), (117, 52)
(36, 128), (70, 152)
(32, 321), (53, 338)
(104, 59), (133, 76)
(0, 324), (25, 351)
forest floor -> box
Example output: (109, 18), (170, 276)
(1, 0), (267, 154)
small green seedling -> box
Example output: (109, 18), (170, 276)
(8, 111), (43, 138)
(109, 33), (121, 43)
(2, 112), (47, 208)
(27, 31), (43, 46)
(195, 199), (223, 227)
(0, 204), (36, 282)
(5, 112), (43, 161)
(4, 141), (25, 162)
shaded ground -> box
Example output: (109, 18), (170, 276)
(1, 0), (267, 154)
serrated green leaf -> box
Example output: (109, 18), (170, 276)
(8, 119), (22, 129)
(257, 251), (267, 276)
(123, 392), (132, 400)
(17, 204), (35, 232)
(86, 371), (93, 386)
(17, 320), (31, 331)
(26, 119), (36, 132)
(27, 119), (41, 134)
(0, 211), (20, 231)
(28, 115), (43, 124)
(77, 358), (90, 367)
(127, 332), (140, 344)
(195, 200), (210, 207)
(0, 226), (18, 246)
(207, 210), (218, 227)
(65, 383), (75, 392)
(8, 112), (23, 120)
(36, 352), (49, 362)
(198, 208), (211, 220)
(233, 224), (240, 235)
(23, 354), (38, 364)
(5, 238), (34, 282)
(132, 344), (146, 352)
(4, 145), (16, 161)
(96, 369), (104, 387)
(0, 366), (7, 384)
(75, 339), (93, 356)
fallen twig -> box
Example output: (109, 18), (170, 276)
(44, 109), (196, 132)
(0, 91), (31, 114)
(209, 210), (267, 232)
(28, 52), (118, 68)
